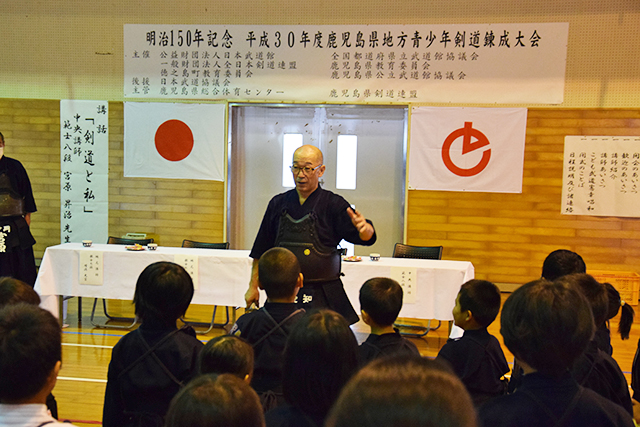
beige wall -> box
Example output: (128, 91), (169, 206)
(1, 1), (639, 284)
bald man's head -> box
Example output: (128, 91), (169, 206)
(294, 145), (323, 164)
(291, 145), (325, 198)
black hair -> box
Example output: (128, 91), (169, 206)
(258, 247), (300, 300)
(500, 279), (594, 378)
(198, 335), (254, 379)
(165, 373), (264, 427)
(0, 132), (4, 145)
(556, 273), (608, 326)
(541, 249), (586, 281)
(0, 276), (40, 307)
(457, 279), (501, 328)
(0, 303), (62, 402)
(603, 282), (635, 340)
(359, 277), (403, 326)
(282, 309), (359, 422)
(326, 354), (477, 427)
(133, 261), (194, 324)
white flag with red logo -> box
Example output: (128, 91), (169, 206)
(124, 102), (226, 180)
(409, 107), (527, 193)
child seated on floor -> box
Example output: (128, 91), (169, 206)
(435, 279), (509, 406)
(198, 335), (254, 383)
(556, 273), (633, 416)
(264, 309), (360, 427)
(0, 276), (59, 419)
(102, 261), (203, 427)
(480, 279), (634, 427)
(229, 247), (305, 408)
(357, 277), (420, 365)
(0, 303), (78, 426)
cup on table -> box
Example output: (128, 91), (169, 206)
(369, 253), (380, 261)
(82, 240), (92, 247)
(147, 243), (158, 251)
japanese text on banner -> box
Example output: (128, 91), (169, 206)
(124, 23), (568, 104)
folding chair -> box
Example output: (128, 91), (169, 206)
(89, 236), (154, 329)
(180, 240), (232, 334)
(392, 243), (444, 338)
(392, 243), (443, 260)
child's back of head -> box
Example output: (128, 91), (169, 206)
(133, 261), (194, 325)
(283, 309), (359, 423)
(198, 335), (254, 381)
(501, 279), (594, 378)
(0, 276), (40, 307)
(457, 279), (501, 329)
(326, 354), (477, 427)
(541, 249), (586, 281)
(555, 273), (608, 326)
(165, 373), (265, 427)
(0, 303), (62, 403)
(603, 282), (634, 340)
(359, 277), (403, 327)
(258, 247), (301, 301)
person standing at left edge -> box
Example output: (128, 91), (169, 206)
(0, 132), (37, 287)
(245, 144), (376, 325)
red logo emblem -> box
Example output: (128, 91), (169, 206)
(441, 122), (491, 177)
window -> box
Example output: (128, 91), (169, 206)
(336, 135), (357, 190)
(282, 133), (303, 187)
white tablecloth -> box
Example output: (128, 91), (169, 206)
(35, 243), (474, 321)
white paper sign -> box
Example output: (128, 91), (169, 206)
(562, 136), (640, 217)
(79, 251), (103, 285)
(60, 100), (109, 244)
(174, 254), (199, 289)
(391, 266), (417, 304)
(124, 23), (568, 104)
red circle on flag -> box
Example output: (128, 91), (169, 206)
(154, 120), (194, 161)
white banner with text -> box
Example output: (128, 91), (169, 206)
(124, 23), (568, 104)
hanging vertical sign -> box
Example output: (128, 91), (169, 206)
(60, 100), (109, 244)
(562, 136), (640, 217)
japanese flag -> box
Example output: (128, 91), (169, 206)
(124, 102), (226, 180)
(409, 107), (527, 193)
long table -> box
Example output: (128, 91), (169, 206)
(34, 243), (474, 322)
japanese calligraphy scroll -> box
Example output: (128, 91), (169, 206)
(60, 100), (109, 244)
(562, 136), (640, 217)
(124, 23), (568, 104)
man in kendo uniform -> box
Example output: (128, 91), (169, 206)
(0, 132), (37, 287)
(245, 145), (376, 324)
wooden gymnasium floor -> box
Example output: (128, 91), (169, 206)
(53, 294), (640, 426)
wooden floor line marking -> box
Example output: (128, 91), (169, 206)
(58, 376), (107, 383)
(62, 343), (112, 349)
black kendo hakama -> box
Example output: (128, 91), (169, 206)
(0, 156), (37, 286)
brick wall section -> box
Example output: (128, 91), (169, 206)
(1, 100), (639, 284)
(408, 109), (640, 284)
(0, 99), (225, 262)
